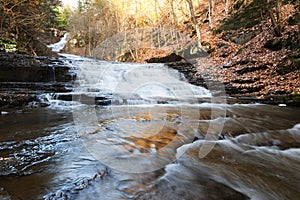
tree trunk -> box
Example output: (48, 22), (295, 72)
(208, 0), (214, 29)
(266, 0), (282, 36)
(298, 0), (300, 46)
(275, 0), (282, 34)
(225, 0), (230, 14)
(169, 0), (178, 27)
(186, 0), (202, 48)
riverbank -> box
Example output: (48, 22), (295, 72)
(192, 2), (299, 104)
(142, 1), (300, 106)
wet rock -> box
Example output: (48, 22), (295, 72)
(165, 61), (207, 88)
(252, 94), (300, 106)
(0, 93), (35, 108)
(0, 187), (11, 200)
(0, 82), (73, 93)
(0, 56), (74, 83)
(0, 52), (76, 108)
(44, 169), (109, 200)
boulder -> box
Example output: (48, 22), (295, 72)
(146, 53), (185, 63)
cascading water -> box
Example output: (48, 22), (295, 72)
(47, 33), (70, 53)
(72, 58), (211, 104)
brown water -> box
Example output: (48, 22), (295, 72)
(1, 103), (300, 200)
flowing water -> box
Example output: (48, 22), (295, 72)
(1, 40), (300, 200)
(48, 33), (70, 53)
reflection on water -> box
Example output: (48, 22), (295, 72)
(0, 104), (300, 199)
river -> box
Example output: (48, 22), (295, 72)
(0, 38), (300, 200)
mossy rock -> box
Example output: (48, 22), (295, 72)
(290, 93), (300, 101)
(0, 37), (16, 44)
(0, 37), (17, 53)
(287, 93), (300, 106)
(236, 48), (244, 55)
(291, 49), (300, 58)
(218, 0), (265, 32)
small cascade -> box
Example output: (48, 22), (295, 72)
(68, 58), (211, 107)
(48, 33), (70, 53)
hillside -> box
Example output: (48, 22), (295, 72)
(194, 1), (299, 100)
(136, 0), (300, 104)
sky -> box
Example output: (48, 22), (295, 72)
(62, 0), (78, 8)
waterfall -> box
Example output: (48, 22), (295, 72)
(48, 33), (70, 53)
(70, 57), (211, 106)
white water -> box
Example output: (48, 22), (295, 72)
(70, 58), (211, 106)
(47, 33), (70, 53)
(46, 33), (212, 108)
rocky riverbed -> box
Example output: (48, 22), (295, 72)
(1, 50), (299, 110)
(0, 52), (76, 109)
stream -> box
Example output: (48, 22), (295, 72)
(0, 37), (300, 200)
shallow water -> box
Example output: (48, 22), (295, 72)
(1, 53), (300, 200)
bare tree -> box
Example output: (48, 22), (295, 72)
(225, 0), (230, 15)
(186, 0), (202, 48)
(168, 0), (178, 27)
(266, 0), (282, 36)
(208, 0), (214, 29)
(0, 0), (60, 54)
(297, 0), (300, 46)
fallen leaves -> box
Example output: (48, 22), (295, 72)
(193, 3), (299, 98)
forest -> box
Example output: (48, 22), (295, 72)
(0, 1), (298, 57)
(60, 0), (300, 61)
